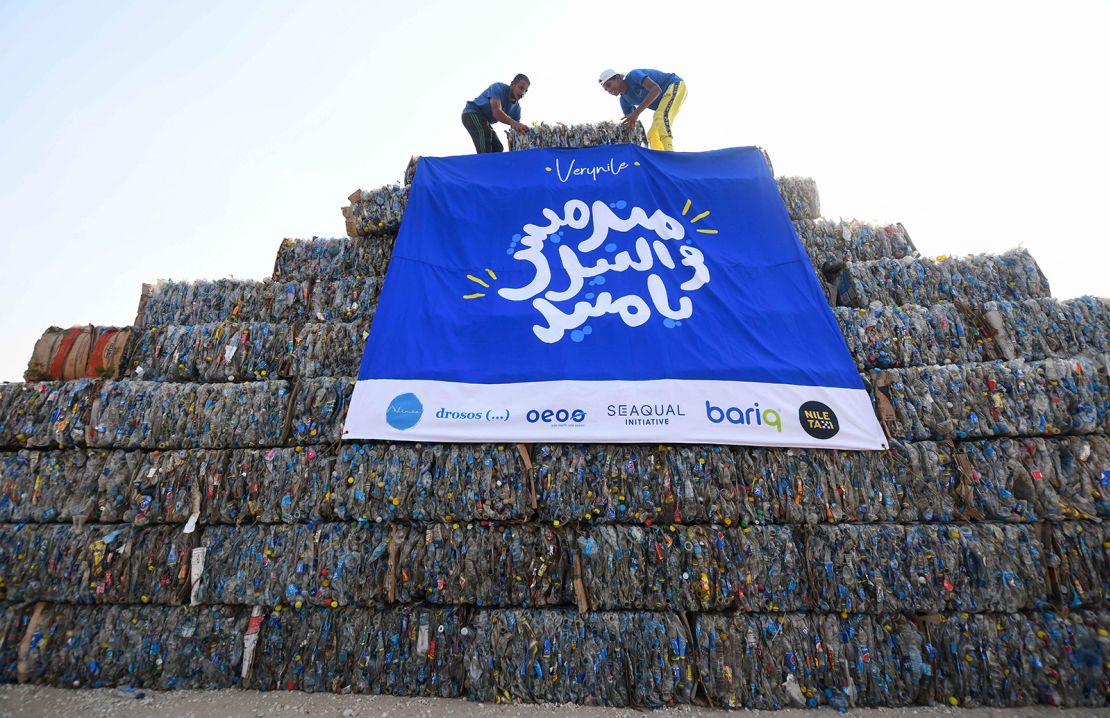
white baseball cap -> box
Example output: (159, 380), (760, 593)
(598, 68), (619, 84)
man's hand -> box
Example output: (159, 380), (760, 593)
(621, 112), (640, 130)
(511, 121), (529, 133)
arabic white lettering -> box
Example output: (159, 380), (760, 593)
(498, 199), (711, 343)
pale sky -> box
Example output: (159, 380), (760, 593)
(1, 0), (1107, 382)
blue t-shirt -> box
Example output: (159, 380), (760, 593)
(463, 82), (522, 125)
(618, 69), (682, 115)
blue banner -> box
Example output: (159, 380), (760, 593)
(346, 146), (886, 449)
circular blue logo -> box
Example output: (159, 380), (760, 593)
(386, 393), (423, 430)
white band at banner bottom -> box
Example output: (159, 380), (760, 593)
(344, 378), (888, 451)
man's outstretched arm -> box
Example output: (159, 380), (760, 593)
(621, 77), (662, 129)
(490, 99), (528, 132)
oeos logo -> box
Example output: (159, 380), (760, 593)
(385, 393), (423, 430)
(704, 401), (782, 432)
(526, 408), (586, 426)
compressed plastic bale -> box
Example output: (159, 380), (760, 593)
(288, 322), (370, 379)
(871, 356), (1109, 442)
(197, 382), (292, 449)
(101, 449), (210, 524)
(18, 604), (247, 689)
(833, 249), (1052, 309)
(272, 236), (396, 281)
(309, 276), (380, 323)
(432, 444), (531, 522)
(247, 605), (357, 691)
(1031, 610), (1110, 707)
(983, 298), (1089, 361)
(808, 524), (954, 614)
(88, 380), (292, 450)
(506, 121), (647, 150)
(109, 605), (248, 689)
(198, 524), (317, 606)
(200, 523), (391, 607)
(812, 613), (932, 708)
(140, 279), (311, 328)
(128, 524), (196, 605)
(394, 522), (570, 607)
(125, 325), (201, 382)
(127, 322), (293, 383)
(776, 177), (819, 220)
(576, 524), (807, 612)
(288, 377), (355, 444)
(808, 524), (1046, 614)
(794, 218), (917, 268)
(944, 523), (1046, 613)
(928, 612), (1038, 707)
(834, 303), (990, 370)
(251, 605), (466, 696)
(17, 603), (105, 687)
(88, 450), (147, 522)
(1041, 435), (1110, 519)
(334, 443), (530, 523)
(745, 445), (919, 525)
(696, 613), (828, 709)
(210, 447), (335, 524)
(0, 524), (134, 604)
(535, 444), (751, 526)
(332, 443), (432, 522)
(310, 522), (393, 607)
(1063, 295), (1110, 354)
(0, 380), (96, 449)
(10, 524), (191, 606)
(466, 609), (695, 707)
(950, 436), (1110, 522)
(0, 450), (102, 523)
(0, 602), (34, 683)
(1051, 521), (1108, 608)
(343, 185), (407, 238)
(536, 443), (931, 526)
(1027, 611), (1110, 707)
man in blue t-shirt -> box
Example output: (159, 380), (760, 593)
(599, 68), (687, 151)
(462, 74), (530, 153)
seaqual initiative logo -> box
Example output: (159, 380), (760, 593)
(386, 393), (423, 431)
(798, 400), (840, 440)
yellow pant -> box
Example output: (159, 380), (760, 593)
(647, 80), (687, 151)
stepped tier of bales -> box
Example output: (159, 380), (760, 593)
(1, 123), (1107, 710)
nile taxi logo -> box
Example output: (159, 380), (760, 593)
(799, 400), (839, 440)
(386, 393), (423, 431)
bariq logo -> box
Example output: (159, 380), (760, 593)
(704, 401), (783, 432)
(385, 393), (423, 430)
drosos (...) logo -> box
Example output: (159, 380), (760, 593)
(386, 393), (423, 430)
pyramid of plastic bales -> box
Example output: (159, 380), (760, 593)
(1, 123), (1108, 710)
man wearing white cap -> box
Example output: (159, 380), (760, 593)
(598, 68), (686, 151)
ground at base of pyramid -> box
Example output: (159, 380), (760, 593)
(1, 125), (1107, 711)
(3, 685), (1109, 718)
